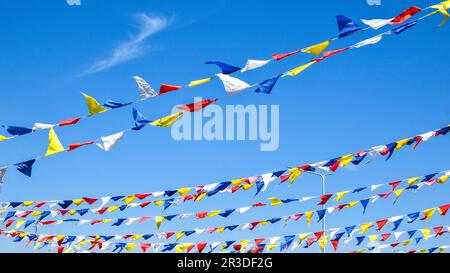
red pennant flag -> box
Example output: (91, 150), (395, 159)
(184, 195), (195, 201)
(82, 197), (99, 205)
(329, 161), (340, 172)
(389, 181), (402, 190)
(252, 246), (265, 253)
(57, 245), (65, 253)
(335, 203), (349, 211)
(439, 204), (450, 215)
(413, 136), (423, 149)
(139, 201), (151, 208)
(186, 244), (195, 253)
(91, 219), (103, 225)
(390, 242), (400, 248)
(252, 202), (266, 207)
(68, 141), (94, 152)
(5, 219), (15, 228)
(159, 84), (183, 95)
(40, 220), (56, 225)
(290, 213), (304, 221)
(96, 207), (108, 215)
(177, 99), (218, 112)
(279, 174), (291, 183)
(141, 243), (151, 253)
(233, 244), (242, 251)
(314, 231), (325, 240)
(18, 211), (32, 218)
(377, 192), (392, 199)
(390, 6), (422, 24)
(307, 237), (318, 247)
(135, 193), (152, 200)
(376, 219), (389, 231)
(196, 212), (208, 219)
(138, 216), (151, 223)
(34, 201), (47, 208)
(197, 242), (207, 253)
(381, 233), (391, 241)
(318, 194), (333, 205)
(433, 226), (445, 236)
(254, 238), (265, 245)
(165, 232), (175, 239)
(231, 186), (241, 193)
(330, 240), (340, 251)
(122, 235), (133, 239)
(249, 222), (260, 230)
(272, 50), (301, 61)
(57, 209), (69, 216)
(315, 48), (349, 62)
(59, 117), (81, 127)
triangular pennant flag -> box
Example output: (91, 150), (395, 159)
(44, 128), (65, 156)
(216, 73), (251, 95)
(188, 77), (213, 88)
(272, 50), (301, 61)
(283, 61), (316, 77)
(3, 125), (32, 136)
(302, 40), (332, 56)
(352, 35), (383, 49)
(206, 61), (241, 75)
(132, 108), (151, 129)
(81, 93), (107, 116)
(159, 84), (184, 95)
(241, 59), (271, 72)
(103, 100), (130, 109)
(305, 211), (314, 227)
(314, 47), (350, 62)
(390, 6), (422, 24)
(96, 132), (125, 152)
(0, 167), (7, 192)
(155, 216), (164, 229)
(15, 159), (36, 177)
(361, 18), (394, 30)
(67, 141), (94, 152)
(177, 99), (218, 112)
(150, 112), (184, 127)
(389, 20), (417, 35)
(255, 75), (281, 94)
(133, 76), (157, 99)
(336, 15), (362, 38)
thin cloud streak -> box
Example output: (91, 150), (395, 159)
(85, 14), (169, 75)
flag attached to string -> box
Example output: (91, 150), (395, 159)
(177, 99), (218, 112)
(150, 112), (184, 127)
(132, 108), (151, 130)
(352, 35), (383, 49)
(15, 159), (36, 177)
(206, 61), (241, 75)
(81, 93), (107, 116)
(302, 40), (332, 56)
(241, 59), (271, 72)
(133, 76), (158, 99)
(96, 132), (125, 152)
(283, 61), (316, 77)
(188, 78), (213, 88)
(159, 84), (184, 95)
(336, 15), (362, 38)
(255, 75), (281, 94)
(389, 20), (418, 35)
(44, 128), (65, 157)
(3, 125), (32, 136)
(216, 74), (251, 95)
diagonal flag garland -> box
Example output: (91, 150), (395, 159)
(1, 171), (447, 224)
(1, 124), (448, 205)
(0, 3), (439, 144)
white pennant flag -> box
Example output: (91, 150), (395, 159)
(216, 73), (251, 95)
(261, 173), (276, 192)
(419, 131), (436, 142)
(238, 206), (251, 214)
(371, 184), (383, 191)
(361, 18), (394, 30)
(0, 167), (7, 193)
(96, 131), (125, 152)
(133, 76), (158, 99)
(241, 59), (271, 72)
(353, 35), (383, 49)
(32, 123), (55, 131)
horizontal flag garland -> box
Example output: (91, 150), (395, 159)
(2, 205), (448, 253)
(0, 110), (186, 190)
(1, 123), (448, 207)
(394, 245), (450, 254)
(349, 231), (450, 253)
(0, 3), (444, 146)
(1, 171), (447, 224)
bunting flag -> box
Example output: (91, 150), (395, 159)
(44, 128), (65, 157)
(336, 15), (362, 38)
(96, 132), (125, 152)
(133, 76), (158, 99)
(302, 40), (332, 56)
(81, 93), (107, 117)
(159, 84), (184, 95)
(254, 75), (281, 94)
(429, 0), (450, 26)
(206, 61), (241, 75)
(361, 6), (422, 29)
(177, 99), (218, 112)
(150, 112), (184, 127)
(216, 74), (252, 95)
(188, 77), (213, 87)
(241, 59), (271, 72)
(282, 61), (316, 77)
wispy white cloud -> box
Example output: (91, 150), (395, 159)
(85, 14), (169, 75)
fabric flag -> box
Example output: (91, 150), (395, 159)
(0, 167), (6, 192)
(360, 199), (370, 214)
(132, 108), (151, 130)
(133, 76), (157, 99)
(67, 141), (94, 152)
(305, 211), (314, 227)
(206, 61), (241, 75)
(302, 40), (332, 56)
(81, 93), (107, 116)
(430, 1), (450, 27)
(32, 123), (55, 131)
(361, 18), (394, 30)
(283, 61), (316, 77)
(272, 50), (301, 61)
(159, 84), (184, 95)
(188, 78), (213, 88)
(59, 118), (81, 127)
(177, 99), (218, 112)
(216, 74), (251, 95)
(44, 128), (65, 156)
(3, 125), (32, 136)
(422, 208), (436, 221)
(314, 48), (349, 62)
(316, 209), (326, 222)
(0, 134), (8, 141)
(15, 159), (36, 177)
(390, 6), (422, 24)
(150, 112), (184, 127)
(352, 35), (383, 49)
(103, 100), (131, 109)
(155, 216), (164, 229)
(241, 59), (271, 72)
(255, 75), (281, 94)
(96, 132), (125, 152)
(389, 20), (417, 35)
(336, 15), (362, 38)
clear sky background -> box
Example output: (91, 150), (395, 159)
(0, 0), (449, 253)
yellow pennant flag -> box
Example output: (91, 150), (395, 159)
(231, 178), (246, 185)
(154, 200), (164, 207)
(82, 92), (107, 116)
(207, 210), (222, 217)
(267, 243), (278, 251)
(32, 211), (43, 216)
(402, 239), (412, 246)
(176, 243), (192, 253)
(430, 1), (450, 26)
(131, 234), (144, 240)
(360, 223), (373, 234)
(176, 232), (185, 241)
(177, 187), (192, 196)
(240, 240), (250, 252)
(196, 192), (207, 201)
(72, 199), (85, 206)
(438, 175), (448, 184)
(102, 219), (113, 224)
(423, 208), (436, 221)
(335, 191), (349, 201)
(150, 112), (184, 127)
(268, 197), (283, 206)
(347, 201), (359, 208)
(420, 228), (431, 240)
(22, 201), (35, 207)
(283, 61), (316, 77)
(108, 206), (120, 213)
(15, 220), (26, 229)
(45, 128), (65, 156)
(305, 211), (314, 227)
(407, 177), (420, 186)
(188, 77), (213, 87)
(299, 233), (310, 243)
(302, 40), (331, 56)
(395, 138), (410, 150)
(339, 154), (354, 167)
(0, 135), (8, 141)
(242, 183), (255, 190)
(123, 196), (136, 204)
(216, 227), (225, 233)
(155, 216), (164, 229)
(318, 235), (329, 250)
(369, 235), (379, 242)
(124, 243), (137, 251)
(288, 167), (302, 186)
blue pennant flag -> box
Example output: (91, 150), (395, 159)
(345, 225), (356, 237)
(255, 75), (281, 94)
(119, 205), (128, 211)
(103, 100), (131, 109)
(24, 220), (35, 229)
(280, 235), (296, 251)
(162, 243), (177, 252)
(15, 159), (36, 177)
(185, 230), (196, 237)
(207, 182), (231, 197)
(111, 196), (125, 201)
(38, 211), (51, 221)
(336, 15), (362, 38)
(206, 61), (241, 75)
(112, 218), (127, 226)
(9, 202), (22, 208)
(352, 154), (367, 165)
(3, 125), (32, 136)
(352, 187), (367, 193)
(428, 247), (438, 253)
(360, 199), (370, 214)
(77, 209), (89, 216)
(164, 199), (174, 211)
(421, 173), (438, 182)
(143, 234), (153, 240)
(164, 214), (178, 221)
(113, 243), (126, 253)
(132, 108), (151, 130)
(415, 237), (423, 245)
(226, 225), (239, 231)
(101, 236), (115, 241)
(392, 218), (403, 231)
(4, 211), (16, 221)
(219, 209), (235, 218)
(317, 209), (326, 222)
(334, 232), (345, 241)
(408, 230), (417, 239)
(58, 200), (73, 209)
(407, 212), (420, 223)
(385, 143), (397, 160)
(255, 181), (264, 196)
(164, 190), (177, 197)
(269, 218), (282, 224)
(224, 241), (235, 249)
(389, 20), (417, 35)
(356, 236), (366, 246)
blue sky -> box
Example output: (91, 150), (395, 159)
(0, 0), (449, 253)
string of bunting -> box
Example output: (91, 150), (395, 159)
(1, 3), (446, 144)
(1, 171), (447, 228)
(392, 245), (449, 254)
